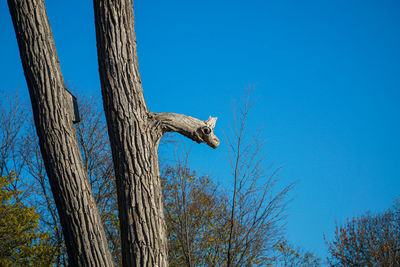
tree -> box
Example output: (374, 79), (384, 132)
(22, 96), (121, 265)
(0, 172), (56, 266)
(225, 89), (293, 266)
(162, 165), (229, 267)
(161, 90), (294, 266)
(93, 1), (220, 264)
(0, 91), (29, 198)
(8, 0), (219, 265)
(271, 241), (321, 267)
(326, 201), (400, 266)
(8, 0), (114, 264)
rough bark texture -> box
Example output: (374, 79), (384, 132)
(7, 0), (114, 265)
(8, 0), (219, 265)
(93, 0), (166, 265)
(93, 0), (219, 266)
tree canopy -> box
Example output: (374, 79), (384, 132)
(326, 200), (400, 266)
(162, 166), (229, 266)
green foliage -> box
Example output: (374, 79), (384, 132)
(0, 172), (57, 266)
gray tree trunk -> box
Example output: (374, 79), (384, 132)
(8, 0), (219, 265)
(93, 1), (219, 266)
(7, 0), (114, 265)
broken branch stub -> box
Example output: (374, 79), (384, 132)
(199, 116), (219, 148)
(154, 113), (220, 149)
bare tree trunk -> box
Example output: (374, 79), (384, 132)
(7, 0), (114, 265)
(8, 0), (219, 264)
(93, 1), (219, 266)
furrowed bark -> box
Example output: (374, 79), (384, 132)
(7, 0), (114, 265)
(93, 0), (167, 265)
(93, 0), (219, 266)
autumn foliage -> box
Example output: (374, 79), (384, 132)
(326, 201), (400, 266)
(162, 166), (229, 266)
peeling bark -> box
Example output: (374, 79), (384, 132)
(7, 0), (114, 265)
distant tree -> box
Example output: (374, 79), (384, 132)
(162, 89), (294, 267)
(226, 89), (293, 266)
(271, 240), (321, 267)
(0, 92), (28, 197)
(0, 172), (56, 266)
(326, 201), (400, 266)
(162, 165), (229, 266)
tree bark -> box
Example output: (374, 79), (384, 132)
(8, 0), (219, 265)
(93, 0), (219, 266)
(7, 0), (114, 265)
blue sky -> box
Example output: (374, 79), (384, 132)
(1, 0), (400, 259)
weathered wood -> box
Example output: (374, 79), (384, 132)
(7, 0), (114, 265)
(93, 0), (219, 266)
(154, 113), (219, 149)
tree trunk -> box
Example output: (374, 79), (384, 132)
(8, 0), (219, 265)
(93, 1), (219, 266)
(7, 0), (114, 265)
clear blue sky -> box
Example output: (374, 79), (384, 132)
(1, 0), (400, 259)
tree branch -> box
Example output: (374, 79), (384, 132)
(154, 112), (220, 149)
